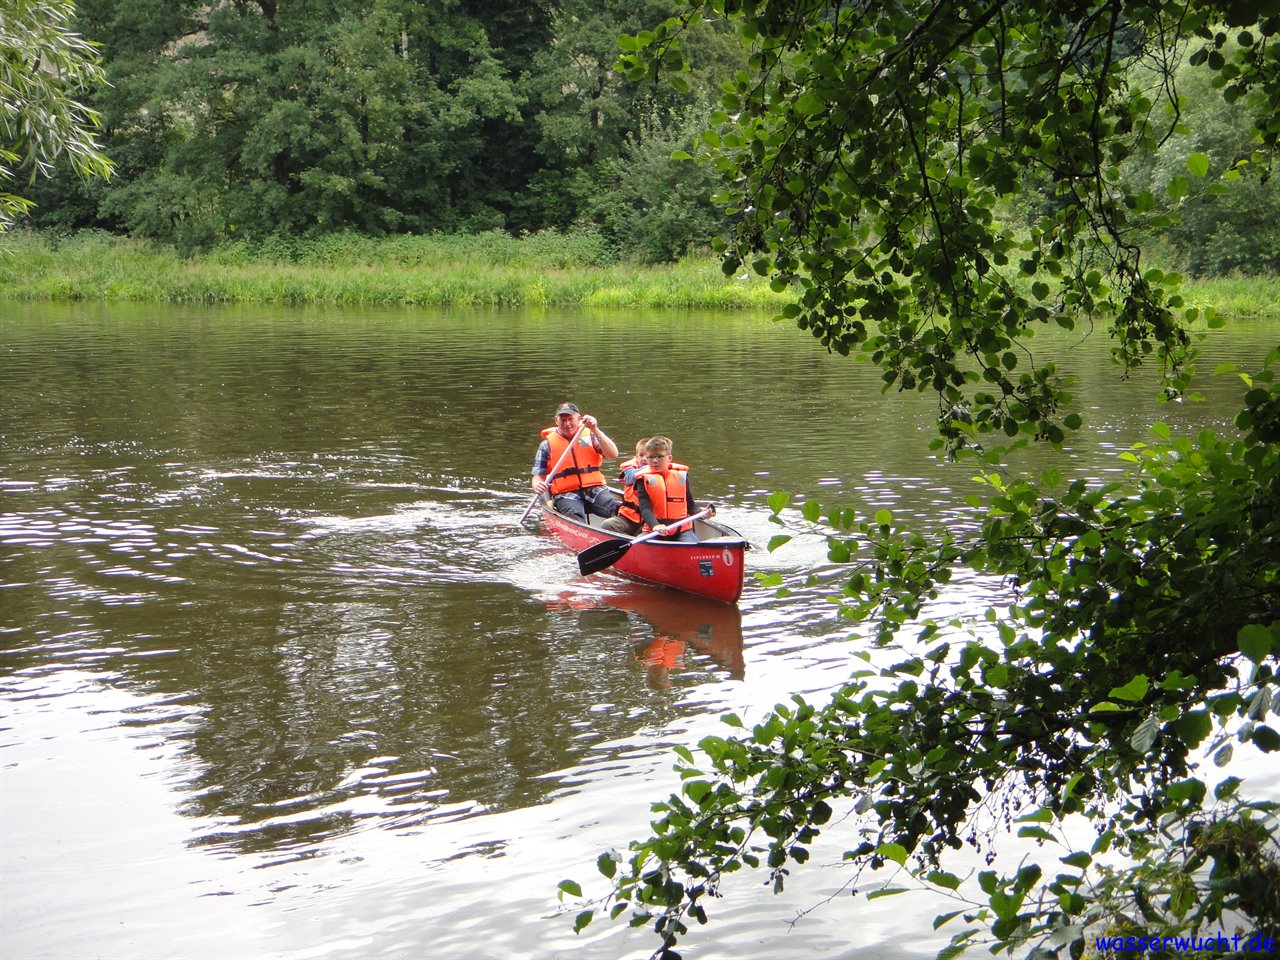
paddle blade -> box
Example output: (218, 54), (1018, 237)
(577, 537), (633, 576)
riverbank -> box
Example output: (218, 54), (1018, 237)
(0, 230), (782, 310)
(2, 229), (1278, 316)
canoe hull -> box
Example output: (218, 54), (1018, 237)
(541, 502), (747, 604)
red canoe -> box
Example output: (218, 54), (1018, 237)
(540, 499), (748, 604)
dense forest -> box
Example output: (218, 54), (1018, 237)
(18, 0), (1280, 274)
(22, 0), (741, 262)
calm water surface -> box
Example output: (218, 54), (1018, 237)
(2, 302), (1276, 959)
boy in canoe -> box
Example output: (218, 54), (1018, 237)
(531, 402), (620, 522)
(634, 436), (714, 543)
(599, 437), (650, 536)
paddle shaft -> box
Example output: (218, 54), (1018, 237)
(625, 506), (713, 547)
(518, 422), (589, 524)
(577, 507), (714, 576)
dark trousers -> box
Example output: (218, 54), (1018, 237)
(554, 486), (619, 522)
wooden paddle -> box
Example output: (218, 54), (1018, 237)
(577, 507), (714, 576)
(518, 422), (588, 525)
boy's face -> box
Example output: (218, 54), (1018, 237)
(648, 452), (672, 471)
(635, 447), (648, 466)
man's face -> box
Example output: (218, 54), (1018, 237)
(557, 412), (582, 436)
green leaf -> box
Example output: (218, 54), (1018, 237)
(1167, 175), (1189, 200)
(875, 509), (892, 526)
(767, 491), (791, 515)
(867, 886), (910, 899)
(1214, 777), (1242, 800)
(1130, 713), (1160, 753)
(938, 942), (974, 960)
(1160, 670), (1197, 691)
(1186, 152), (1210, 177)
(1253, 725), (1280, 752)
(558, 879), (583, 899)
(1238, 623), (1273, 663)
(1108, 675), (1149, 702)
(877, 842), (909, 866)
(1165, 778), (1206, 803)
(927, 870), (962, 891)
(767, 534), (793, 552)
(802, 499), (821, 522)
(573, 909), (594, 933)
(1171, 710), (1212, 747)
(933, 909), (965, 930)
(598, 852), (617, 879)
(990, 888), (1021, 921)
(685, 780), (711, 803)
(795, 92), (825, 116)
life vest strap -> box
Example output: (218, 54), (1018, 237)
(553, 464), (602, 479)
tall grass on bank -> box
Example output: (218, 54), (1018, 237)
(1177, 274), (1280, 319)
(0, 230), (784, 310)
(3, 230), (1277, 317)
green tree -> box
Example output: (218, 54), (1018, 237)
(520, 0), (746, 256)
(565, 3), (1280, 957)
(1124, 37), (1280, 277)
(42, 0), (537, 248)
(590, 103), (725, 262)
(0, 0), (112, 231)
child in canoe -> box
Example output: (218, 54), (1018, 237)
(633, 436), (714, 543)
(600, 437), (650, 536)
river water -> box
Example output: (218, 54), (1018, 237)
(1, 301), (1276, 959)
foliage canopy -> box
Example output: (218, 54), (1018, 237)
(565, 2), (1280, 958)
(11, 1), (1280, 271)
(0, 0), (112, 231)
(18, 0), (746, 260)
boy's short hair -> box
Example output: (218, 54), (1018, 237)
(635, 437), (652, 454)
(645, 436), (673, 456)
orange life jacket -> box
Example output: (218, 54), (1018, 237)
(638, 464), (689, 524)
(543, 427), (604, 495)
(617, 456), (643, 523)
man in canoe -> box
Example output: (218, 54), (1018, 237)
(531, 402), (620, 522)
(634, 435), (714, 543)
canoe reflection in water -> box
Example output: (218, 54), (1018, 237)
(547, 583), (745, 689)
